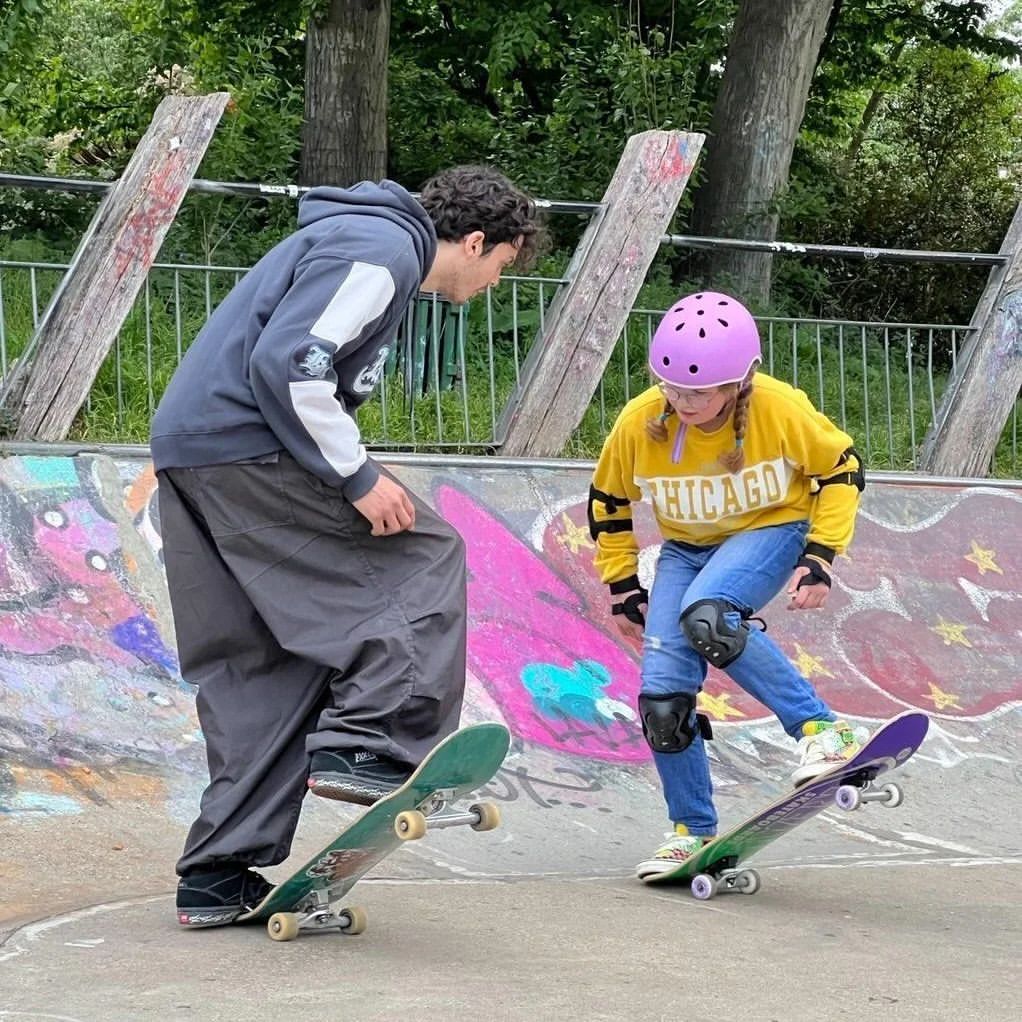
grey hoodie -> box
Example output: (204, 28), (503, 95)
(150, 181), (436, 499)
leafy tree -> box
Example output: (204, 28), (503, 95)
(786, 41), (1022, 328)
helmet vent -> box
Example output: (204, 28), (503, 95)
(718, 319), (729, 327)
(688, 364), (699, 374)
(698, 328), (706, 339)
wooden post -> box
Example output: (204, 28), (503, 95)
(2, 93), (231, 441)
(918, 201), (1022, 476)
(497, 130), (704, 457)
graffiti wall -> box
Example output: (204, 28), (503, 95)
(1, 453), (1020, 825)
(0, 455), (197, 818)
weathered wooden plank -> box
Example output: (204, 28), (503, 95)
(5, 93), (231, 441)
(918, 201), (1022, 476)
(497, 130), (704, 457)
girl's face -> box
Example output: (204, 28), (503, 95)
(659, 382), (737, 426)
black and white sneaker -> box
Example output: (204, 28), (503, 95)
(176, 866), (274, 928)
(307, 749), (413, 805)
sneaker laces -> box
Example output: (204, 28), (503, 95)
(652, 832), (707, 862)
(798, 721), (865, 764)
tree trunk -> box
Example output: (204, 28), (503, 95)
(300, 0), (390, 187)
(689, 0), (835, 303)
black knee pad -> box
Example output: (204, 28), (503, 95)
(680, 598), (748, 669)
(638, 692), (698, 754)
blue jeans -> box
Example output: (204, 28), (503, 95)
(641, 522), (834, 835)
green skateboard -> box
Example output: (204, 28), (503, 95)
(239, 722), (511, 941)
(642, 711), (930, 899)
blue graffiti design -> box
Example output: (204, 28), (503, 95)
(110, 614), (179, 673)
(521, 659), (627, 724)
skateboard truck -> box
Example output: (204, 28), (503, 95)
(267, 889), (369, 942)
(834, 780), (903, 812)
(394, 789), (502, 841)
(688, 855), (762, 902)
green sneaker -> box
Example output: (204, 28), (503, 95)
(635, 828), (713, 881)
(792, 719), (867, 787)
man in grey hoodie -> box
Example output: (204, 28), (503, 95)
(153, 165), (539, 927)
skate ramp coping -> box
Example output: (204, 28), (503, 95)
(0, 446), (1019, 924)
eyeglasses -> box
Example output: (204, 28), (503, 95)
(658, 382), (722, 405)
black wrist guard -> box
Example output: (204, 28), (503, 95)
(609, 574), (649, 626)
(795, 555), (831, 590)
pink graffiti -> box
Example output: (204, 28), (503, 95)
(435, 486), (648, 763)
(0, 473), (175, 672)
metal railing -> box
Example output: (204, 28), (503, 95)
(3, 254), (1016, 472)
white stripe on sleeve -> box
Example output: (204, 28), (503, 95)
(310, 261), (396, 349)
(288, 379), (367, 479)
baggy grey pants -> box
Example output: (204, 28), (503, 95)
(157, 452), (467, 874)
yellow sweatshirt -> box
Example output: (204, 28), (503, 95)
(590, 374), (862, 586)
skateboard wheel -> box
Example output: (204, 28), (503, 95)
(339, 906), (368, 935)
(469, 802), (501, 832)
(880, 782), (903, 808)
(736, 869), (761, 895)
(267, 912), (300, 942)
(394, 809), (427, 840)
(835, 784), (862, 811)
(690, 874), (717, 901)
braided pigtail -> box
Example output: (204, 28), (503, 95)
(718, 382), (753, 473)
(645, 401), (673, 443)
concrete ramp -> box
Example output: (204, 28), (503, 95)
(0, 450), (1019, 1021)
(0, 449), (1017, 1021)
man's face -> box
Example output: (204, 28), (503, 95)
(443, 232), (522, 305)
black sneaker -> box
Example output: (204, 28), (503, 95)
(176, 866), (274, 928)
(307, 749), (413, 805)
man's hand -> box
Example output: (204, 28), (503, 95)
(351, 475), (416, 536)
(787, 556), (831, 611)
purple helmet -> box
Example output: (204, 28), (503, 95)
(648, 291), (761, 388)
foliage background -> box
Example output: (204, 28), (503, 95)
(0, 1), (1020, 468)
(2, 0), (1021, 321)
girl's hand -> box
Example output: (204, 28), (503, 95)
(787, 557), (832, 611)
(614, 614), (645, 648)
(608, 577), (648, 648)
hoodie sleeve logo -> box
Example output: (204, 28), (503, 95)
(297, 344), (334, 379)
(353, 346), (390, 395)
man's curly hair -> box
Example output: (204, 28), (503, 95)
(418, 165), (541, 271)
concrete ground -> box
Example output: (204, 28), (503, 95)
(2, 776), (1019, 1022)
(1, 862), (1018, 1022)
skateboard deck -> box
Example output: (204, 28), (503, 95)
(644, 710), (930, 899)
(239, 721), (511, 940)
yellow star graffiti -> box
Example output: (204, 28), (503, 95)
(697, 690), (745, 721)
(556, 512), (594, 554)
(931, 618), (972, 648)
(924, 682), (963, 711)
(791, 643), (835, 679)
(964, 540), (1003, 576)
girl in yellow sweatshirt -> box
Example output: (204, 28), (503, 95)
(588, 291), (866, 880)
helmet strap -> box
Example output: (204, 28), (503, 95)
(671, 423), (687, 463)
